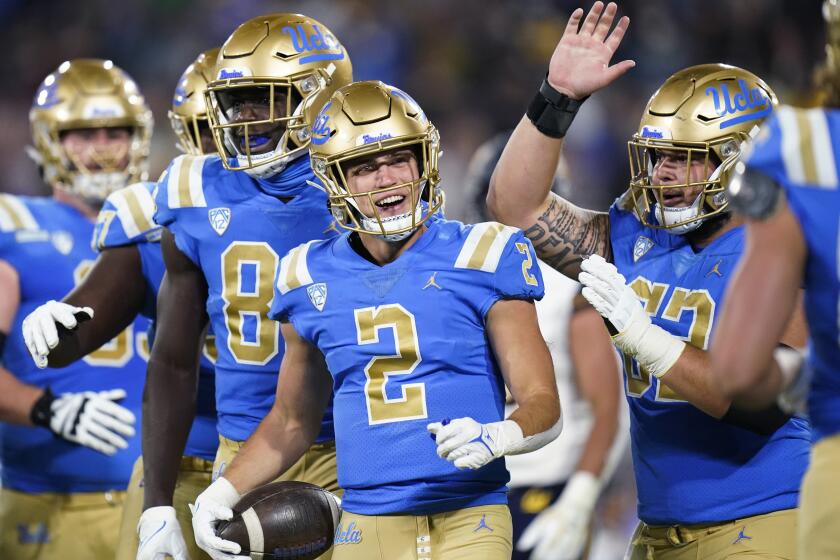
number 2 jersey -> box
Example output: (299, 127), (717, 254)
(0, 195), (148, 492)
(270, 219), (545, 516)
(93, 181), (217, 461)
(154, 154), (337, 443)
(742, 105), (840, 443)
(609, 199), (810, 525)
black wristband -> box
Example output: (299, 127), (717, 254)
(526, 78), (587, 138)
(30, 387), (55, 428)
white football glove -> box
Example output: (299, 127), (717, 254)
(516, 472), (600, 560)
(137, 506), (190, 560)
(30, 387), (136, 455)
(579, 254), (685, 378)
(426, 417), (523, 470)
(775, 346), (809, 416)
(22, 300), (93, 368)
(190, 477), (247, 560)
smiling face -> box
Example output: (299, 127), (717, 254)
(342, 147), (421, 219)
(650, 148), (717, 207)
(216, 86), (294, 155)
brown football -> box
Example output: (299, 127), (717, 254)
(216, 481), (341, 560)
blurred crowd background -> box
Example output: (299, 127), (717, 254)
(0, 0), (825, 555)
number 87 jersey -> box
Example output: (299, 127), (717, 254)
(154, 153), (339, 443)
(269, 218), (545, 516)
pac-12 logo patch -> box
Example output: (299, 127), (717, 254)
(307, 282), (328, 311)
(208, 207), (231, 236)
(633, 236), (654, 262)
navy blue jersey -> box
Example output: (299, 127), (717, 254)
(155, 154), (338, 443)
(0, 195), (148, 492)
(270, 219), (544, 515)
(93, 182), (217, 461)
(743, 106), (840, 442)
(609, 200), (810, 524)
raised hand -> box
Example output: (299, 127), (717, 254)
(547, 2), (634, 100)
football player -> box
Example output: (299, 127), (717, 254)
(486, 3), (811, 558)
(190, 80), (562, 560)
(22, 48), (222, 560)
(0, 59), (151, 559)
(711, 2), (840, 558)
(465, 135), (629, 560)
(144, 13), (352, 558)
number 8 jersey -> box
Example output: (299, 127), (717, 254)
(269, 219), (545, 516)
(154, 153), (338, 443)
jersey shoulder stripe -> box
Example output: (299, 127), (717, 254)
(454, 221), (518, 272)
(776, 106), (838, 189)
(0, 194), (38, 232)
(276, 240), (318, 294)
(108, 182), (158, 239)
(165, 154), (213, 209)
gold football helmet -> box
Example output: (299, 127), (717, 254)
(204, 13), (353, 178)
(29, 59), (153, 201)
(818, 0), (840, 106)
(308, 80), (443, 239)
(169, 48), (219, 155)
(627, 63), (777, 233)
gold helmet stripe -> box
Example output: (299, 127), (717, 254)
(777, 106), (838, 189)
(0, 195), (38, 232)
(108, 183), (156, 239)
(276, 240), (316, 295)
(454, 222), (517, 273)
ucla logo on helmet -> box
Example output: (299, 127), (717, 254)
(172, 77), (189, 107)
(311, 102), (332, 145)
(640, 125), (671, 139)
(217, 67), (251, 80)
(281, 24), (344, 64)
(33, 77), (60, 109)
(705, 79), (772, 129)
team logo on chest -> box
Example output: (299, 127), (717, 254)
(633, 236), (654, 262)
(208, 207), (231, 236)
(307, 282), (328, 312)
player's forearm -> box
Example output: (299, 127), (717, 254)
(0, 368), (42, 425)
(658, 345), (730, 418)
(223, 408), (315, 495)
(142, 358), (197, 508)
(507, 389), (561, 437)
(486, 116), (563, 228)
(575, 396), (619, 477)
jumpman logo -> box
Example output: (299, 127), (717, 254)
(706, 259), (724, 278)
(423, 272), (442, 290)
(324, 222), (341, 235)
(732, 527), (752, 545)
(473, 514), (493, 533)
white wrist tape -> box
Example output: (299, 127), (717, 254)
(613, 312), (685, 379)
(499, 415), (564, 456)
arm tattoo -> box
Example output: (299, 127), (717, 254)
(523, 197), (611, 276)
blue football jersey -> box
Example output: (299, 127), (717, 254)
(609, 201), (810, 525)
(270, 219), (545, 516)
(743, 105), (840, 442)
(94, 182), (218, 461)
(0, 195), (148, 492)
(154, 154), (338, 443)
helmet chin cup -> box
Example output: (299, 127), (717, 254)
(359, 202), (424, 242)
(653, 193), (704, 235)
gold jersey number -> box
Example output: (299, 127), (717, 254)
(354, 304), (427, 425)
(221, 242), (279, 365)
(622, 276), (715, 402)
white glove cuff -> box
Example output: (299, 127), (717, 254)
(613, 312), (685, 379)
(496, 416), (563, 456)
(208, 476), (242, 508)
(560, 471), (600, 511)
